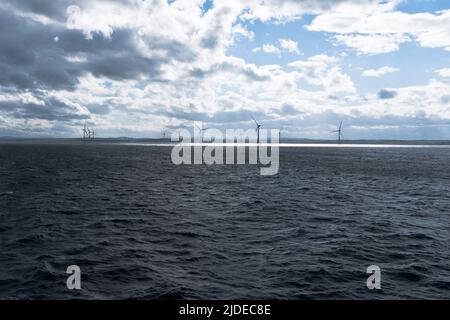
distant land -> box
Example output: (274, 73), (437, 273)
(1, 137), (450, 145)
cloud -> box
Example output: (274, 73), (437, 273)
(322, 67), (356, 94)
(333, 34), (410, 55)
(240, 0), (378, 22)
(253, 38), (300, 56)
(378, 89), (397, 99)
(0, 6), (184, 92)
(362, 66), (400, 77)
(288, 54), (355, 93)
(436, 68), (450, 77)
(253, 38), (301, 56)
(307, 2), (450, 54)
(278, 38), (300, 54)
(0, 91), (90, 122)
(288, 57), (329, 85)
(0, 0), (449, 139)
(0, 0), (248, 136)
(252, 44), (281, 55)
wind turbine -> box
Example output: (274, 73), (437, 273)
(195, 123), (210, 142)
(332, 120), (343, 144)
(251, 116), (261, 144)
(91, 128), (95, 139)
(82, 121), (88, 140)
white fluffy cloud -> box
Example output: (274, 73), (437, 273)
(240, 0), (379, 22)
(279, 38), (300, 54)
(436, 68), (450, 78)
(362, 66), (400, 77)
(252, 44), (281, 55)
(334, 34), (410, 55)
(308, 2), (450, 54)
(253, 39), (300, 55)
(288, 55), (355, 94)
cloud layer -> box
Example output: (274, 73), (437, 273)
(0, 0), (449, 139)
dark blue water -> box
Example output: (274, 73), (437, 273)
(1, 142), (450, 299)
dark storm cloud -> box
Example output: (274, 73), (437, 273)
(0, 1), (198, 94)
(0, 1), (187, 129)
(3, 0), (132, 21)
(0, 0), (374, 87)
(3, 0), (73, 20)
(0, 8), (172, 91)
(0, 8), (82, 90)
(86, 50), (162, 81)
(0, 0), (363, 93)
(378, 89), (397, 99)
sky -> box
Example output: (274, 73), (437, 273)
(0, 0), (450, 139)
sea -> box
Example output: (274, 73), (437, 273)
(1, 140), (450, 299)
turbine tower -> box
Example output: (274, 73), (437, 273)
(278, 125), (285, 143)
(332, 120), (343, 144)
(251, 116), (261, 144)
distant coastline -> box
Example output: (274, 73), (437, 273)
(1, 137), (450, 145)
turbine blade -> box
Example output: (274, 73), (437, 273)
(251, 115), (259, 126)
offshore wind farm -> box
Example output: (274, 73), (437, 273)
(68, 117), (450, 147)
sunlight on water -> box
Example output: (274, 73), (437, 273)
(119, 142), (450, 149)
